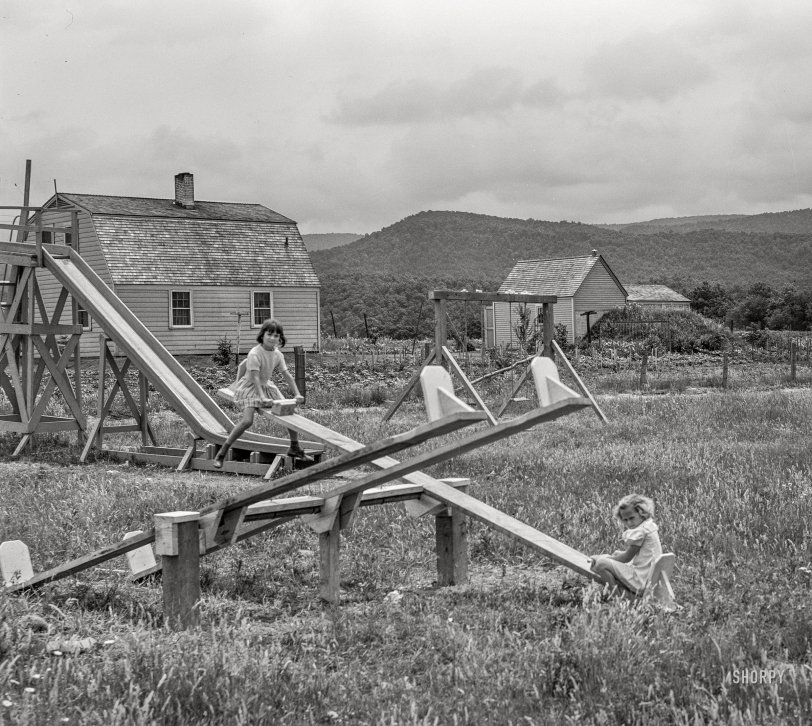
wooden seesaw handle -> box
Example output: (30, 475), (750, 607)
(269, 399), (298, 416)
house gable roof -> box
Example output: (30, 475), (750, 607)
(45, 193), (318, 287)
(498, 254), (626, 298)
(55, 193), (295, 224)
(625, 284), (691, 303)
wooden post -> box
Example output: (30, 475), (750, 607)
(294, 346), (306, 400)
(96, 336), (107, 449)
(24, 271), (35, 446)
(542, 302), (554, 359)
(139, 371), (149, 446)
(639, 352), (648, 388)
(434, 298), (447, 365)
(70, 211), (83, 447)
(435, 508), (468, 586)
(15, 160), (31, 244)
(154, 511), (201, 630)
(722, 352), (729, 389)
(319, 516), (340, 603)
(790, 340), (797, 382)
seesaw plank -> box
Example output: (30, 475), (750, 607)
(5, 410), (484, 592)
(420, 480), (600, 580)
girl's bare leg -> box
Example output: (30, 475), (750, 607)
(214, 408), (256, 466)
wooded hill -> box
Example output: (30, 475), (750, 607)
(311, 210), (812, 290)
(311, 210), (812, 338)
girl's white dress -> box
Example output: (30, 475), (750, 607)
(233, 345), (287, 409)
(611, 519), (662, 592)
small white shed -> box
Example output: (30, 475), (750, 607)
(490, 250), (627, 345)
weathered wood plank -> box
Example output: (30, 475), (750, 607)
(420, 480), (600, 581)
(429, 290), (556, 303)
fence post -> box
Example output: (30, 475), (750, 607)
(639, 352), (648, 388)
(722, 352), (729, 389)
(294, 346), (306, 400)
(542, 302), (554, 359)
(790, 340), (797, 382)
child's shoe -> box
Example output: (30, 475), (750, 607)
(287, 444), (313, 462)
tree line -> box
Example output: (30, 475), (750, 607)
(686, 281), (812, 331)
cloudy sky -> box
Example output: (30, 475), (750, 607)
(3, 1), (812, 233)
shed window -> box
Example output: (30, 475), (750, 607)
(170, 290), (193, 328)
(252, 291), (273, 326)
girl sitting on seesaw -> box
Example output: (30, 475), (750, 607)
(590, 493), (662, 596)
(213, 318), (309, 468)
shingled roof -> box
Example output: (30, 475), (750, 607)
(48, 193), (319, 287)
(625, 284), (690, 303)
(498, 253), (626, 297)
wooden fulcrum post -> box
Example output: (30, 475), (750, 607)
(435, 506), (468, 586)
(319, 516), (341, 603)
(154, 511), (201, 630)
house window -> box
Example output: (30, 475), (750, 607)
(41, 230), (53, 244)
(65, 232), (73, 248)
(76, 304), (91, 331)
(251, 291), (273, 326)
(170, 290), (193, 328)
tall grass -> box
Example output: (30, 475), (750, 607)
(1, 387), (811, 724)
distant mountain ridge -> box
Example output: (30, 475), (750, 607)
(311, 209), (812, 290)
(601, 208), (812, 235)
(301, 233), (361, 251)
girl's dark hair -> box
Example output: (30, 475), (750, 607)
(256, 318), (286, 347)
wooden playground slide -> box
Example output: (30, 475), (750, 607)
(40, 244), (293, 452)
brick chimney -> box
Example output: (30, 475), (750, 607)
(174, 172), (195, 209)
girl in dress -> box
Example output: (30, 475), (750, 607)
(590, 494), (662, 595)
(213, 319), (309, 468)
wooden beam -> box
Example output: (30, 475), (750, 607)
(551, 340), (608, 423)
(262, 398), (589, 534)
(442, 346), (497, 425)
(0, 323), (84, 336)
(420, 480), (601, 581)
(429, 290), (557, 304)
(381, 346), (437, 423)
(0, 223), (73, 235)
(5, 410), (485, 591)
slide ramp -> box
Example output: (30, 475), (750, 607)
(41, 245), (291, 451)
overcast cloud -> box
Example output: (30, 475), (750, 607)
(3, 0), (812, 233)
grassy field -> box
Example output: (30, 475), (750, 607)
(0, 357), (810, 724)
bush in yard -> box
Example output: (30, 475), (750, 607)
(588, 306), (733, 353)
(212, 337), (233, 366)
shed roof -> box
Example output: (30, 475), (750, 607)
(45, 193), (318, 287)
(625, 284), (690, 303)
(498, 254), (626, 298)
